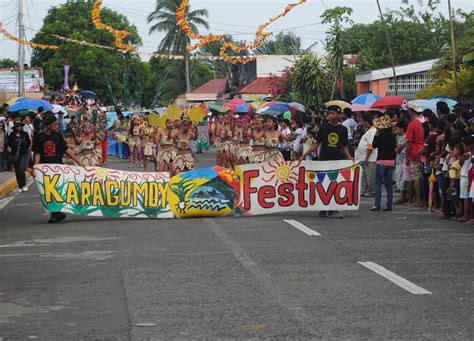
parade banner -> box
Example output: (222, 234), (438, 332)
(235, 161), (361, 216)
(34, 165), (173, 219)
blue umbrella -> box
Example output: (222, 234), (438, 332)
(261, 110), (282, 118)
(8, 97), (52, 112)
(352, 93), (381, 105)
(407, 100), (437, 113)
(80, 90), (98, 99)
(268, 103), (289, 113)
(429, 94), (458, 101)
(236, 103), (250, 113)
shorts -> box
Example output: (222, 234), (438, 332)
(409, 161), (422, 180)
(460, 176), (469, 199)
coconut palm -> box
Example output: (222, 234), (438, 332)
(256, 32), (303, 56)
(148, 0), (209, 93)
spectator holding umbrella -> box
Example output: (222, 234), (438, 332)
(7, 121), (31, 192)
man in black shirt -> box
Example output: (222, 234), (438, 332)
(32, 114), (83, 223)
(301, 105), (354, 219)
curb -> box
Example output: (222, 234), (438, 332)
(0, 173), (32, 199)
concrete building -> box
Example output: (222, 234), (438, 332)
(355, 59), (438, 100)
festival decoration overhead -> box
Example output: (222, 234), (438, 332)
(176, 0), (307, 64)
(91, 0), (135, 52)
(0, 23), (58, 50)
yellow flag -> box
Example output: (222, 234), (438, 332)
(165, 103), (182, 120)
(148, 112), (160, 127)
(157, 115), (168, 129)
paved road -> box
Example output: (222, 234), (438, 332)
(0, 151), (473, 340)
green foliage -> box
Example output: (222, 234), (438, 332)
(30, 1), (142, 105)
(256, 32), (303, 55)
(342, 1), (451, 71)
(286, 53), (332, 108)
(0, 58), (17, 68)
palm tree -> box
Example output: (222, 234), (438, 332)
(256, 32), (303, 55)
(148, 0), (209, 93)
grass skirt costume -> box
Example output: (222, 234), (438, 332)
(174, 140), (195, 172)
(157, 137), (177, 166)
(77, 140), (102, 167)
(264, 137), (284, 163)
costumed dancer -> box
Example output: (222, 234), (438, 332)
(128, 115), (142, 168)
(213, 114), (227, 167)
(263, 115), (294, 163)
(171, 119), (197, 174)
(155, 119), (177, 175)
(250, 116), (266, 164)
(72, 121), (103, 167)
(142, 121), (157, 172)
(234, 120), (252, 166)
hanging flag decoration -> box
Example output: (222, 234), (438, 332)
(176, 0), (307, 64)
(91, 0), (135, 52)
(0, 23), (59, 50)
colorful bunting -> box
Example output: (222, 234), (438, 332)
(0, 23), (59, 50)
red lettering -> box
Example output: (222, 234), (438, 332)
(309, 181), (317, 206)
(258, 185), (276, 209)
(243, 170), (259, 211)
(335, 182), (353, 205)
(353, 166), (360, 206)
(316, 182), (337, 206)
(296, 167), (308, 207)
(278, 183), (295, 207)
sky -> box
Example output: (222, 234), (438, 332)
(1, 0), (473, 63)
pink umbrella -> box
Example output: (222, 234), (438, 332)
(350, 104), (370, 112)
(228, 98), (246, 106)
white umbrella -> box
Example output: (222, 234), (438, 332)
(52, 104), (65, 114)
(256, 107), (270, 115)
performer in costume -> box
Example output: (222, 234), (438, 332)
(171, 119), (197, 174)
(128, 116), (142, 168)
(213, 114), (227, 167)
(154, 119), (177, 175)
(72, 121), (102, 167)
(250, 117), (266, 164)
(263, 116), (294, 163)
(142, 121), (157, 172)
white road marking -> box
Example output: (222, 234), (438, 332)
(0, 196), (16, 210)
(358, 261), (432, 295)
(207, 219), (316, 332)
(283, 220), (321, 236)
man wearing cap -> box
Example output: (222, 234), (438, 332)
(406, 101), (425, 207)
(301, 105), (353, 219)
(32, 114), (83, 223)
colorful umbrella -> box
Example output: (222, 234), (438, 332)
(268, 103), (290, 113)
(288, 102), (305, 112)
(370, 96), (405, 109)
(236, 103), (251, 113)
(228, 98), (246, 106)
(352, 93), (381, 105)
(350, 104), (370, 112)
(261, 110), (281, 118)
(407, 100), (437, 113)
(256, 107), (270, 115)
(430, 98), (457, 110)
(52, 104), (65, 114)
(8, 97), (52, 112)
(325, 100), (351, 110)
(80, 90), (98, 99)
(429, 94), (457, 101)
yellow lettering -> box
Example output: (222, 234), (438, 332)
(44, 175), (63, 203)
(158, 183), (168, 209)
(120, 181), (131, 206)
(92, 182), (105, 206)
(81, 182), (92, 206)
(65, 183), (79, 205)
(105, 180), (119, 206)
(148, 183), (158, 207)
(132, 182), (148, 207)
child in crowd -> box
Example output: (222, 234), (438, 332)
(448, 143), (463, 218)
(0, 122), (5, 172)
(457, 135), (472, 222)
(394, 121), (407, 204)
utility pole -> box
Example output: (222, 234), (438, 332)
(447, 0), (458, 92)
(18, 0), (25, 97)
(376, 0), (398, 96)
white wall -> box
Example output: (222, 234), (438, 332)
(256, 56), (297, 77)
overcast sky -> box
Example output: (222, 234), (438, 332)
(1, 0), (473, 63)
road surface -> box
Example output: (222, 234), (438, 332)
(0, 150), (473, 340)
